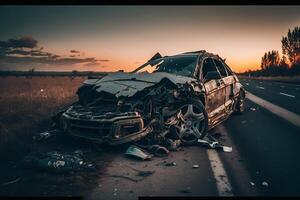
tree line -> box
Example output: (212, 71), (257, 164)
(241, 26), (300, 77)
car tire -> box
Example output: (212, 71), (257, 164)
(173, 98), (208, 145)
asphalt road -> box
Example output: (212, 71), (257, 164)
(1, 78), (300, 198)
(239, 78), (300, 115)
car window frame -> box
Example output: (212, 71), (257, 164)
(199, 57), (221, 82)
(222, 61), (234, 76)
(212, 58), (229, 78)
(133, 55), (200, 78)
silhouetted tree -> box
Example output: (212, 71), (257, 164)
(261, 53), (268, 70)
(282, 26), (300, 64)
(261, 50), (280, 70)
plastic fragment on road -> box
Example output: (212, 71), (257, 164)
(193, 165), (199, 168)
(250, 182), (255, 186)
(197, 135), (232, 153)
(262, 181), (269, 187)
(250, 107), (257, 111)
(125, 145), (152, 160)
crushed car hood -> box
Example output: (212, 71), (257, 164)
(84, 72), (197, 98)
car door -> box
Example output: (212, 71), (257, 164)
(200, 58), (226, 122)
(213, 58), (236, 112)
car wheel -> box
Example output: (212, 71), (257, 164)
(235, 90), (245, 114)
(168, 99), (208, 145)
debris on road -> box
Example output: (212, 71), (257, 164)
(113, 188), (118, 196)
(165, 139), (182, 151)
(109, 175), (139, 183)
(33, 129), (61, 142)
(137, 170), (155, 177)
(179, 186), (192, 193)
(24, 151), (96, 173)
(165, 161), (177, 167)
(124, 145), (152, 161)
(192, 165), (199, 168)
(250, 107), (257, 111)
(241, 120), (247, 124)
(0, 177), (21, 187)
(135, 144), (169, 157)
(108, 165), (155, 183)
(149, 145), (169, 157)
(250, 182), (255, 186)
(262, 181), (269, 187)
(197, 135), (232, 153)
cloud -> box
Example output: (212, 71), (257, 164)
(83, 62), (101, 67)
(70, 49), (80, 53)
(6, 49), (31, 56)
(98, 59), (110, 62)
(0, 36), (109, 70)
(0, 37), (38, 49)
(1, 55), (99, 66)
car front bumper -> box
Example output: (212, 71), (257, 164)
(60, 111), (152, 145)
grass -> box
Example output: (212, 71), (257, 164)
(0, 76), (85, 146)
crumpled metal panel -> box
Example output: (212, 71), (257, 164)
(83, 79), (99, 85)
(125, 145), (152, 160)
(84, 71), (197, 98)
(95, 80), (154, 97)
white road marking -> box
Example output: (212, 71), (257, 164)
(246, 91), (300, 128)
(256, 86), (265, 90)
(207, 150), (234, 196)
(279, 92), (295, 98)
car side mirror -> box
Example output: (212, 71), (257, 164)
(204, 71), (221, 81)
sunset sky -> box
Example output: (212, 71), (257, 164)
(0, 6), (300, 73)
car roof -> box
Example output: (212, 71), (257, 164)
(163, 50), (224, 61)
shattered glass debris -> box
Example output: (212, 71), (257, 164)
(24, 151), (96, 172)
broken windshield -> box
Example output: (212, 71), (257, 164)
(134, 55), (198, 77)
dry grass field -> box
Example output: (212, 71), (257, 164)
(0, 76), (85, 146)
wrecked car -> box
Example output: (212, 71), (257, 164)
(53, 50), (245, 145)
